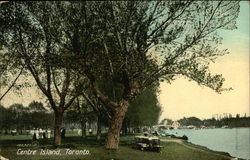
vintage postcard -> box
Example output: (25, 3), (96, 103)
(0, 1), (249, 160)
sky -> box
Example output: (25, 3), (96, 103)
(1, 2), (249, 121)
(159, 2), (250, 120)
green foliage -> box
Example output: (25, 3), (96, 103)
(27, 101), (53, 129)
(176, 116), (250, 128)
(28, 101), (47, 113)
(64, 101), (97, 125)
(178, 117), (203, 127)
(0, 1), (240, 101)
(0, 104), (12, 130)
(124, 85), (162, 127)
(64, 110), (80, 124)
(0, 102), (53, 131)
(203, 117), (250, 128)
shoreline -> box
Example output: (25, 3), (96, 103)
(160, 138), (245, 160)
(163, 127), (250, 160)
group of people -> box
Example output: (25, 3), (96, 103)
(30, 128), (51, 140)
(77, 128), (93, 136)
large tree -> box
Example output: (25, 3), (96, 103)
(0, 2), (86, 145)
(69, 1), (239, 149)
(0, 1), (240, 149)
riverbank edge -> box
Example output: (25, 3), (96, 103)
(160, 138), (245, 160)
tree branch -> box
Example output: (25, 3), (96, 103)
(51, 68), (62, 97)
(63, 94), (78, 111)
(79, 59), (119, 108)
(17, 26), (57, 111)
(0, 67), (23, 101)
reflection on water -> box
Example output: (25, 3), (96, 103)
(165, 128), (250, 159)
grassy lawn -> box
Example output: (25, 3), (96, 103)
(0, 134), (232, 160)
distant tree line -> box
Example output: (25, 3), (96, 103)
(161, 115), (250, 128)
(0, 101), (53, 134)
(202, 116), (250, 128)
(178, 117), (203, 127)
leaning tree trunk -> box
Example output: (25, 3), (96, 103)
(105, 101), (129, 149)
(96, 116), (102, 141)
(54, 110), (63, 145)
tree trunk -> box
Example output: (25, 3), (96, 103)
(54, 111), (63, 145)
(96, 116), (102, 141)
(105, 101), (129, 149)
(81, 119), (86, 138)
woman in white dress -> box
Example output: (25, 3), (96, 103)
(47, 128), (51, 139)
(35, 129), (39, 140)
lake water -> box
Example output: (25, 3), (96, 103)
(165, 128), (250, 160)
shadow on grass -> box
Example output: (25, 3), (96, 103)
(0, 134), (135, 149)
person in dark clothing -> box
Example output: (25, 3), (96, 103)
(61, 128), (66, 138)
(43, 131), (46, 139)
(33, 133), (37, 140)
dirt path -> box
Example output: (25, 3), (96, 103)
(160, 139), (237, 160)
